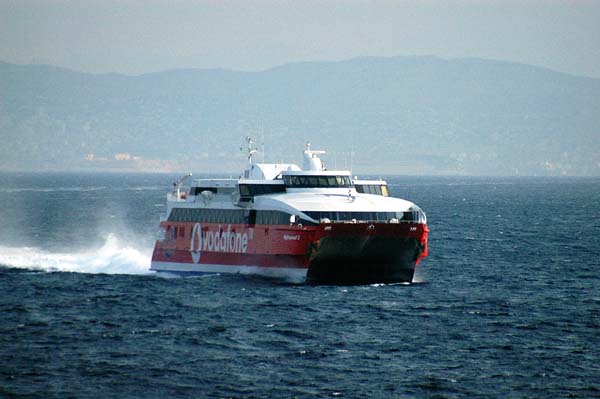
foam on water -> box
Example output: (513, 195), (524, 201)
(0, 233), (152, 275)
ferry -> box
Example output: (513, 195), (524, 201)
(150, 140), (429, 284)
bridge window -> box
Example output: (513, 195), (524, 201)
(284, 175), (352, 188)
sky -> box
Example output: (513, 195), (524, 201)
(1, 0), (600, 78)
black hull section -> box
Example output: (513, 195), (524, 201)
(306, 235), (422, 285)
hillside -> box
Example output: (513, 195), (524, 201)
(1, 56), (598, 175)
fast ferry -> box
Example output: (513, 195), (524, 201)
(150, 140), (429, 284)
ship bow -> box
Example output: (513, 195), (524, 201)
(306, 223), (427, 285)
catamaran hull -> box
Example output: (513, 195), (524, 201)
(306, 235), (422, 284)
(150, 222), (428, 284)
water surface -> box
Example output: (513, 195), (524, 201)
(1, 173), (598, 398)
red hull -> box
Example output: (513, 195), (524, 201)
(151, 220), (428, 284)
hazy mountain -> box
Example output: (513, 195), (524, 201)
(1, 56), (599, 175)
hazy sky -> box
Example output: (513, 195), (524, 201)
(1, 0), (599, 78)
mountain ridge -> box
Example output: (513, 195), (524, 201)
(1, 56), (598, 175)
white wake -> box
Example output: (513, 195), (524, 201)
(0, 233), (153, 275)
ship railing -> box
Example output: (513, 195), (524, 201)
(309, 210), (426, 224)
(319, 218), (424, 225)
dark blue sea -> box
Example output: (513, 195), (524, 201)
(1, 173), (599, 398)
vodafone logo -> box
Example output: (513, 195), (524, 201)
(190, 223), (203, 264)
(189, 223), (250, 264)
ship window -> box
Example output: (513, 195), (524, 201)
(283, 175), (352, 188)
(217, 187), (235, 195)
(252, 210), (316, 226)
(239, 185), (251, 196)
(246, 210), (256, 225)
(240, 184), (286, 197)
(165, 225), (174, 241)
(168, 208), (247, 224)
(256, 210), (291, 225)
(354, 184), (388, 196)
(304, 211), (416, 223)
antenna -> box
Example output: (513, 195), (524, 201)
(241, 136), (258, 179)
(240, 136), (258, 162)
(350, 138), (354, 174)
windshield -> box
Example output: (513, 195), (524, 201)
(283, 175), (352, 188)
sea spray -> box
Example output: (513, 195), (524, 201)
(0, 233), (152, 275)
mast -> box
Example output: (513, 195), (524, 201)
(242, 136), (258, 179)
(303, 141), (326, 171)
